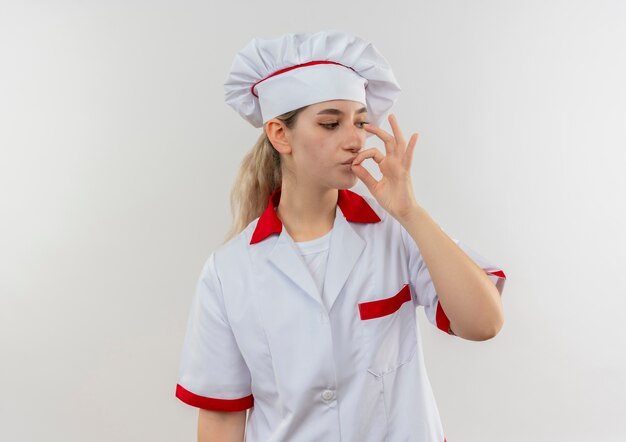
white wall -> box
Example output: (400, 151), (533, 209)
(1, 1), (624, 441)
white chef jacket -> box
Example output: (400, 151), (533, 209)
(175, 187), (507, 442)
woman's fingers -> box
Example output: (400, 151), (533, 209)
(361, 114), (419, 171)
(403, 132), (419, 170)
(363, 122), (395, 155)
(352, 147), (385, 165)
(388, 114), (406, 153)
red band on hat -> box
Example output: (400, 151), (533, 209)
(250, 60), (359, 98)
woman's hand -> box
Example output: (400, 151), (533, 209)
(351, 113), (421, 221)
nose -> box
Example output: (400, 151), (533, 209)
(343, 123), (365, 152)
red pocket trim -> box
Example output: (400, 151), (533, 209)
(358, 284), (412, 320)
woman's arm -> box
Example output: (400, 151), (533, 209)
(398, 205), (504, 341)
(355, 116), (503, 340)
(198, 408), (247, 442)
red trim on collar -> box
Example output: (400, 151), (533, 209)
(250, 187), (381, 244)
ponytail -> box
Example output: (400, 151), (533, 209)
(222, 107), (305, 244)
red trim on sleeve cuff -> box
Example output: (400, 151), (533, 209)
(175, 384), (254, 412)
(486, 269), (506, 279)
(435, 268), (506, 335)
(435, 301), (454, 335)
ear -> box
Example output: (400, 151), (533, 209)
(265, 119), (291, 154)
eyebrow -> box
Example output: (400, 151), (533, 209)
(316, 106), (368, 116)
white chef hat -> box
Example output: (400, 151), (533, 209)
(223, 29), (402, 137)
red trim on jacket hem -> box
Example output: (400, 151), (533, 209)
(175, 384), (254, 412)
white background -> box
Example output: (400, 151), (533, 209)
(1, 1), (625, 441)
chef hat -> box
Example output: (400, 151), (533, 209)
(223, 29), (402, 137)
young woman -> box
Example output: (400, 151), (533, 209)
(175, 30), (507, 442)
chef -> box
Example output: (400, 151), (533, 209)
(175, 29), (507, 442)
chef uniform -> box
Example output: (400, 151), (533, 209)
(175, 30), (507, 442)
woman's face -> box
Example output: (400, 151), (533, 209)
(280, 99), (369, 189)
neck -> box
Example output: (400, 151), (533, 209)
(275, 185), (338, 242)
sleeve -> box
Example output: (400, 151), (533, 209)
(175, 252), (254, 412)
(399, 222), (507, 336)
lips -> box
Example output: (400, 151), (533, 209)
(342, 157), (357, 165)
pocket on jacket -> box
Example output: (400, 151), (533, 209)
(358, 283), (418, 377)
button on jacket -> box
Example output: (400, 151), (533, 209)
(175, 187), (507, 441)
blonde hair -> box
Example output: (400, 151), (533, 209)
(222, 106), (307, 244)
